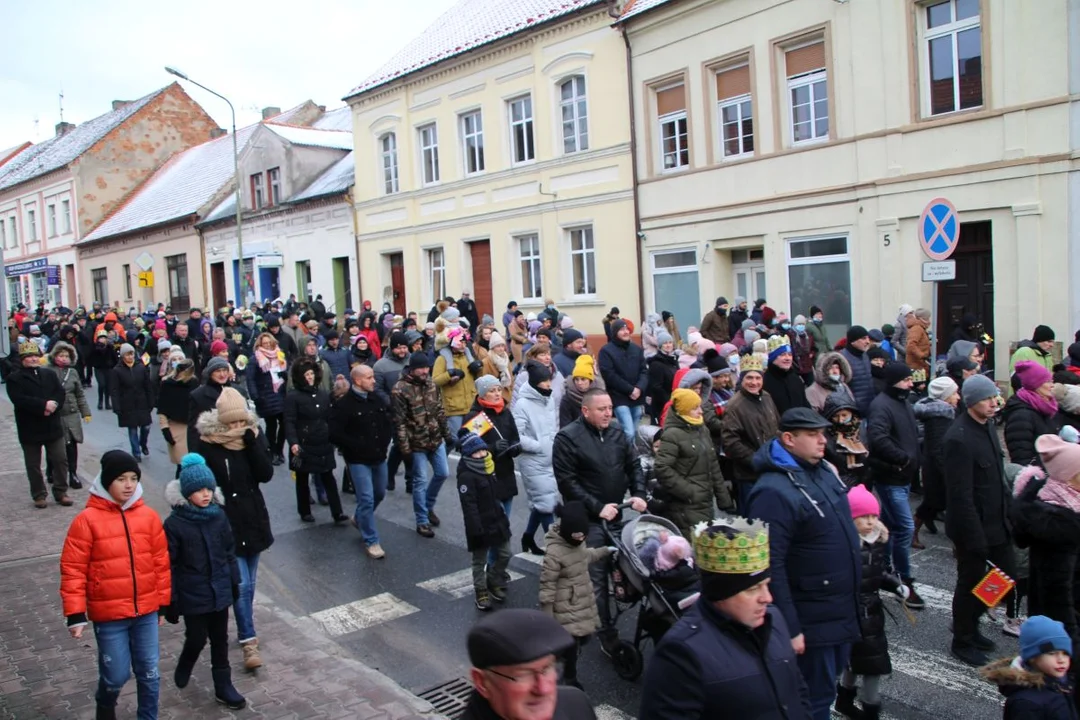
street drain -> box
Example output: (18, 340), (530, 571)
(419, 676), (474, 719)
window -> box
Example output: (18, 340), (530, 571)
(716, 65), (754, 159)
(559, 76), (589, 153)
(656, 84), (689, 172)
(786, 235), (851, 343)
(461, 111), (485, 175)
(652, 250), (701, 334)
(380, 133), (399, 194)
(427, 248), (446, 302)
(91, 268), (109, 305)
(509, 96), (535, 164)
(785, 41), (829, 145)
(7, 278), (21, 309)
(166, 254), (190, 309)
(7, 216), (16, 248)
(122, 263), (132, 300)
(418, 124), (440, 185)
(250, 173), (265, 209)
(31, 272), (47, 305)
(517, 234), (542, 300)
(268, 168), (281, 205)
(61, 199), (71, 233)
(568, 226), (596, 296)
(0, 219), (5, 250)
(26, 204), (37, 242)
(923, 0), (982, 116)
(47, 203), (57, 237)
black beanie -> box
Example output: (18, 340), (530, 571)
(407, 352), (430, 372)
(558, 501), (590, 543)
(389, 331), (409, 349)
(1033, 325), (1056, 343)
(526, 361), (552, 389)
(810, 305), (823, 317)
(1068, 342), (1080, 367)
(100, 450), (141, 486)
(846, 325), (869, 344)
(867, 347), (891, 362)
(883, 361), (913, 387)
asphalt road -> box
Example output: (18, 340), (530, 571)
(70, 406), (1011, 720)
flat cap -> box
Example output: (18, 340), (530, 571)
(779, 407), (831, 431)
(467, 609), (574, 669)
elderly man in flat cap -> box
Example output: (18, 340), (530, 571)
(463, 608), (595, 720)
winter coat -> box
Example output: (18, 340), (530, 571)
(110, 361), (154, 429)
(647, 352), (679, 420)
(639, 600), (811, 720)
(790, 331), (815, 376)
(392, 374), (450, 454)
(460, 688), (595, 720)
(1010, 343), (1056, 383)
(8, 364), (66, 445)
(866, 389), (920, 486)
(762, 364), (810, 415)
(163, 481), (239, 616)
(187, 377), (231, 451)
(806, 321), (830, 357)
(539, 526), (612, 637)
(806, 351), (854, 414)
(512, 383), (560, 513)
(456, 456), (511, 552)
(329, 388), (393, 465)
(433, 349), (478, 416)
(552, 347), (582, 380)
(285, 358), (332, 393)
(720, 387), (781, 484)
(60, 480), (171, 624)
(284, 382), (336, 474)
(157, 376), (199, 464)
(246, 360), (286, 417)
(850, 521), (902, 676)
(747, 440), (862, 647)
(553, 416), (647, 522)
(320, 345), (351, 382)
(642, 314), (663, 358)
(841, 347), (875, 416)
(905, 317), (932, 375)
(468, 398), (521, 502)
(373, 354), (408, 398)
(654, 412), (732, 539)
(662, 368), (725, 452)
(196, 411), (275, 556)
(87, 341), (117, 370)
(944, 412), (1012, 554)
(1003, 394), (1063, 467)
(699, 309), (730, 345)
(913, 397), (955, 512)
(481, 353), (515, 405)
(513, 364), (565, 412)
(46, 349), (90, 444)
(598, 337), (647, 408)
(982, 658), (1079, 720)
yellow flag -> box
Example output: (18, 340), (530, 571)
(465, 412), (494, 436)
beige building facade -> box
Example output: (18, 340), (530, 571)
(345, 0), (639, 329)
(621, 0), (1080, 376)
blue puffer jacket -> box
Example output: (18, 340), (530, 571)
(841, 347), (875, 416)
(163, 480), (239, 616)
(746, 440), (862, 647)
(247, 364), (286, 417)
(598, 338), (647, 407)
(321, 345), (351, 382)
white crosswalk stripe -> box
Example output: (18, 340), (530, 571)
(890, 643), (1003, 705)
(595, 704), (635, 720)
(514, 551), (545, 566)
(416, 567), (525, 599)
(308, 593), (419, 636)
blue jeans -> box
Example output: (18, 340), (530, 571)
(350, 462), (388, 545)
(524, 509), (553, 540)
(613, 404), (643, 441)
(877, 484), (914, 579)
(446, 415), (465, 449)
(411, 445), (449, 526)
(233, 553), (260, 643)
(127, 426), (150, 457)
(488, 498), (513, 566)
(94, 613), (160, 718)
(798, 643), (850, 720)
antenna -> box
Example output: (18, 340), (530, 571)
(58, 90), (64, 122)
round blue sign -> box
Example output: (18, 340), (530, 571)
(918, 197), (959, 261)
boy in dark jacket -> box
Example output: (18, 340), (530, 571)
(981, 616), (1075, 720)
(163, 454), (245, 709)
(456, 431), (511, 611)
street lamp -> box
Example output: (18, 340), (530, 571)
(165, 66), (247, 307)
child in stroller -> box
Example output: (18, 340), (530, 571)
(638, 529), (700, 611)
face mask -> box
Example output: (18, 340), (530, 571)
(243, 319), (253, 327)
(717, 308), (727, 316)
(813, 317), (823, 324)
(171, 360), (180, 369)
(728, 355), (740, 367)
(829, 373), (842, 383)
(795, 324), (806, 333)
(780, 323), (790, 331)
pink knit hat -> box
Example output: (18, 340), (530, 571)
(655, 535), (693, 571)
(847, 485), (880, 519)
(1036, 433), (1080, 483)
(1015, 360), (1052, 391)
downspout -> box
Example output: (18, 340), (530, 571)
(617, 19), (647, 324)
(349, 186), (364, 307)
(197, 222), (209, 310)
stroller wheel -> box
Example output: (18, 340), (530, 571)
(610, 640), (643, 681)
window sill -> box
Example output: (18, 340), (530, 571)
(790, 136), (829, 149)
(917, 104), (987, 126)
(659, 166), (690, 175)
(719, 152), (755, 164)
(557, 297), (605, 307)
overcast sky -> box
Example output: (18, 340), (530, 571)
(0, 0), (460, 149)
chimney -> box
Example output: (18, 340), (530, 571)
(261, 106), (281, 120)
(209, 127), (228, 139)
(55, 122), (76, 137)
(112, 100), (132, 111)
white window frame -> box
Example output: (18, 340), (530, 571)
(787, 69), (828, 146)
(379, 132), (399, 194)
(718, 93), (754, 160)
(784, 234), (852, 325)
(91, 267), (109, 305)
(7, 216), (16, 249)
(920, 0), (982, 117)
(251, 173), (265, 210)
(460, 110), (485, 176)
(46, 202), (57, 237)
(559, 75), (589, 154)
(658, 110), (689, 173)
(418, 123), (440, 186)
(427, 247), (446, 304)
(567, 225), (597, 298)
(61, 199), (71, 234)
(268, 167), (281, 206)
(516, 234), (542, 301)
(508, 95), (535, 165)
(7, 277), (22, 309)
(25, 203), (37, 243)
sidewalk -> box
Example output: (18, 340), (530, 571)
(0, 408), (444, 720)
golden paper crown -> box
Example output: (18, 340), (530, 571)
(739, 353), (763, 374)
(911, 368), (927, 384)
(693, 516), (770, 574)
(767, 335), (790, 353)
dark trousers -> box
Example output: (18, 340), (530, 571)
(736, 481), (755, 517)
(562, 636), (585, 682)
(953, 543), (1016, 643)
(79, 359), (92, 387)
(178, 608), (230, 673)
(798, 643), (851, 720)
(587, 522), (616, 629)
(24, 436), (68, 500)
(93, 368), (111, 408)
(263, 414), (285, 455)
(46, 440), (79, 480)
(295, 471), (342, 518)
(386, 437), (412, 483)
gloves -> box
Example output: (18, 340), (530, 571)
(494, 439), (515, 457)
(505, 441), (522, 458)
(448, 368), (466, 381)
(164, 607), (180, 625)
(82, 416), (91, 424)
(467, 360), (483, 378)
(1061, 425), (1080, 444)
(161, 428), (176, 446)
(232, 584), (240, 603)
(243, 429), (257, 447)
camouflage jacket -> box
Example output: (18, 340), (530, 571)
(391, 375), (450, 454)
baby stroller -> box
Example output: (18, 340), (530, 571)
(600, 509), (693, 681)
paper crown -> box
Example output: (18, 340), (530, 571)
(767, 335), (790, 353)
(739, 353), (764, 374)
(911, 368), (928, 384)
(693, 516), (770, 575)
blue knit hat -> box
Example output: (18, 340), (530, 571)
(1020, 615), (1072, 662)
(178, 453), (217, 498)
(459, 431), (488, 458)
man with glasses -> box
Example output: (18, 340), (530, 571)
(463, 609), (596, 720)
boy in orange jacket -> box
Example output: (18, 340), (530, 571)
(60, 450), (170, 720)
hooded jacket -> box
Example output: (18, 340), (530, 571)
(8, 360), (66, 445)
(642, 312), (663, 358)
(647, 351), (679, 420)
(850, 521), (903, 677)
(720, 386), (780, 484)
(981, 657), (1079, 720)
(553, 416), (646, 522)
(762, 362), (810, 415)
(913, 397), (955, 512)
(512, 382), (560, 513)
(539, 524), (612, 637)
(905, 315), (932, 375)
(46, 342), (91, 444)
(284, 363), (337, 474)
(163, 480), (239, 616)
(806, 351), (854, 414)
(110, 359), (154, 429)
(654, 411), (732, 539)
(598, 335), (647, 408)
(1003, 393), (1063, 468)
(456, 455), (511, 552)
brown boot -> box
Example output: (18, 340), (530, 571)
(911, 518), (925, 549)
(241, 639), (263, 671)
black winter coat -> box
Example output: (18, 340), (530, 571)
(456, 456), (511, 552)
(762, 365), (810, 415)
(639, 601), (811, 720)
(163, 484), (240, 616)
(461, 687), (595, 720)
(1003, 394), (1063, 467)
(944, 412), (1011, 554)
(197, 423), (275, 556)
(247, 364), (286, 417)
(7, 365), (65, 445)
(866, 388), (920, 486)
(647, 353), (679, 420)
(110, 362), (153, 428)
(467, 398), (521, 501)
(913, 398), (955, 513)
(87, 341), (117, 370)
(328, 388), (393, 465)
(841, 347), (875, 416)
(187, 380), (225, 450)
(598, 338), (647, 408)
(284, 384), (336, 474)
(157, 376), (198, 422)
(849, 524), (903, 676)
(553, 417), (646, 522)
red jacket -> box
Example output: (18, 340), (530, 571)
(60, 481), (170, 624)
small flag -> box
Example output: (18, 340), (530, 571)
(141, 352), (150, 366)
(464, 412), (494, 436)
(972, 564), (1016, 608)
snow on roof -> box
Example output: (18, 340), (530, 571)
(268, 101), (313, 125)
(0, 86), (169, 193)
(292, 152), (355, 202)
(265, 124), (353, 150)
(344, 0), (606, 98)
(0, 142), (31, 169)
(312, 107), (353, 132)
(80, 124), (260, 243)
(617, 0), (675, 21)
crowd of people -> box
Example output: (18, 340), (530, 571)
(8, 290), (1080, 719)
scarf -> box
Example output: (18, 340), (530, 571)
(478, 396), (505, 414)
(1039, 477), (1080, 514)
(171, 500), (222, 522)
(1017, 387), (1059, 417)
(678, 413), (704, 426)
(255, 346), (285, 392)
(200, 424), (252, 451)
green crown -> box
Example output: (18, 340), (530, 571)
(693, 517), (770, 574)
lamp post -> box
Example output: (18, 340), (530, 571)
(165, 66), (247, 307)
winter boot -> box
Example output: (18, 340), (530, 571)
(68, 470), (83, 490)
(174, 650), (198, 689)
(212, 668), (247, 710)
(241, 639), (263, 670)
(521, 533), (545, 556)
(475, 590), (493, 611)
(95, 705), (117, 720)
(902, 578), (925, 610)
(834, 684), (864, 719)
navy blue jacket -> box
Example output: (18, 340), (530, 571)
(746, 440), (862, 647)
(639, 601), (811, 720)
(247, 364), (286, 417)
(840, 347), (875, 416)
(552, 348), (581, 380)
(598, 338), (647, 408)
(320, 345), (352, 382)
(163, 485), (240, 616)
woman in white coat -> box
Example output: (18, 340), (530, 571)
(511, 361), (560, 555)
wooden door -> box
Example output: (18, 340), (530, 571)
(469, 240), (493, 322)
(936, 221), (994, 369)
(389, 253), (406, 316)
(210, 262), (226, 312)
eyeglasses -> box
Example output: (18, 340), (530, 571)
(485, 660), (560, 684)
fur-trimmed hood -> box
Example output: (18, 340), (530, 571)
(981, 657), (1053, 691)
(47, 340), (78, 365)
(913, 397), (956, 420)
(165, 479), (225, 508)
(195, 407), (258, 437)
(674, 367), (713, 395)
(290, 356), (324, 389)
(814, 351), (852, 387)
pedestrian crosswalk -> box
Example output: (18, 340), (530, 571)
(417, 567), (526, 600)
(309, 592), (419, 636)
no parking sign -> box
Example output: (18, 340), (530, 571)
(919, 198), (959, 261)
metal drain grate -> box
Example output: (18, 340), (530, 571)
(418, 676), (474, 719)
